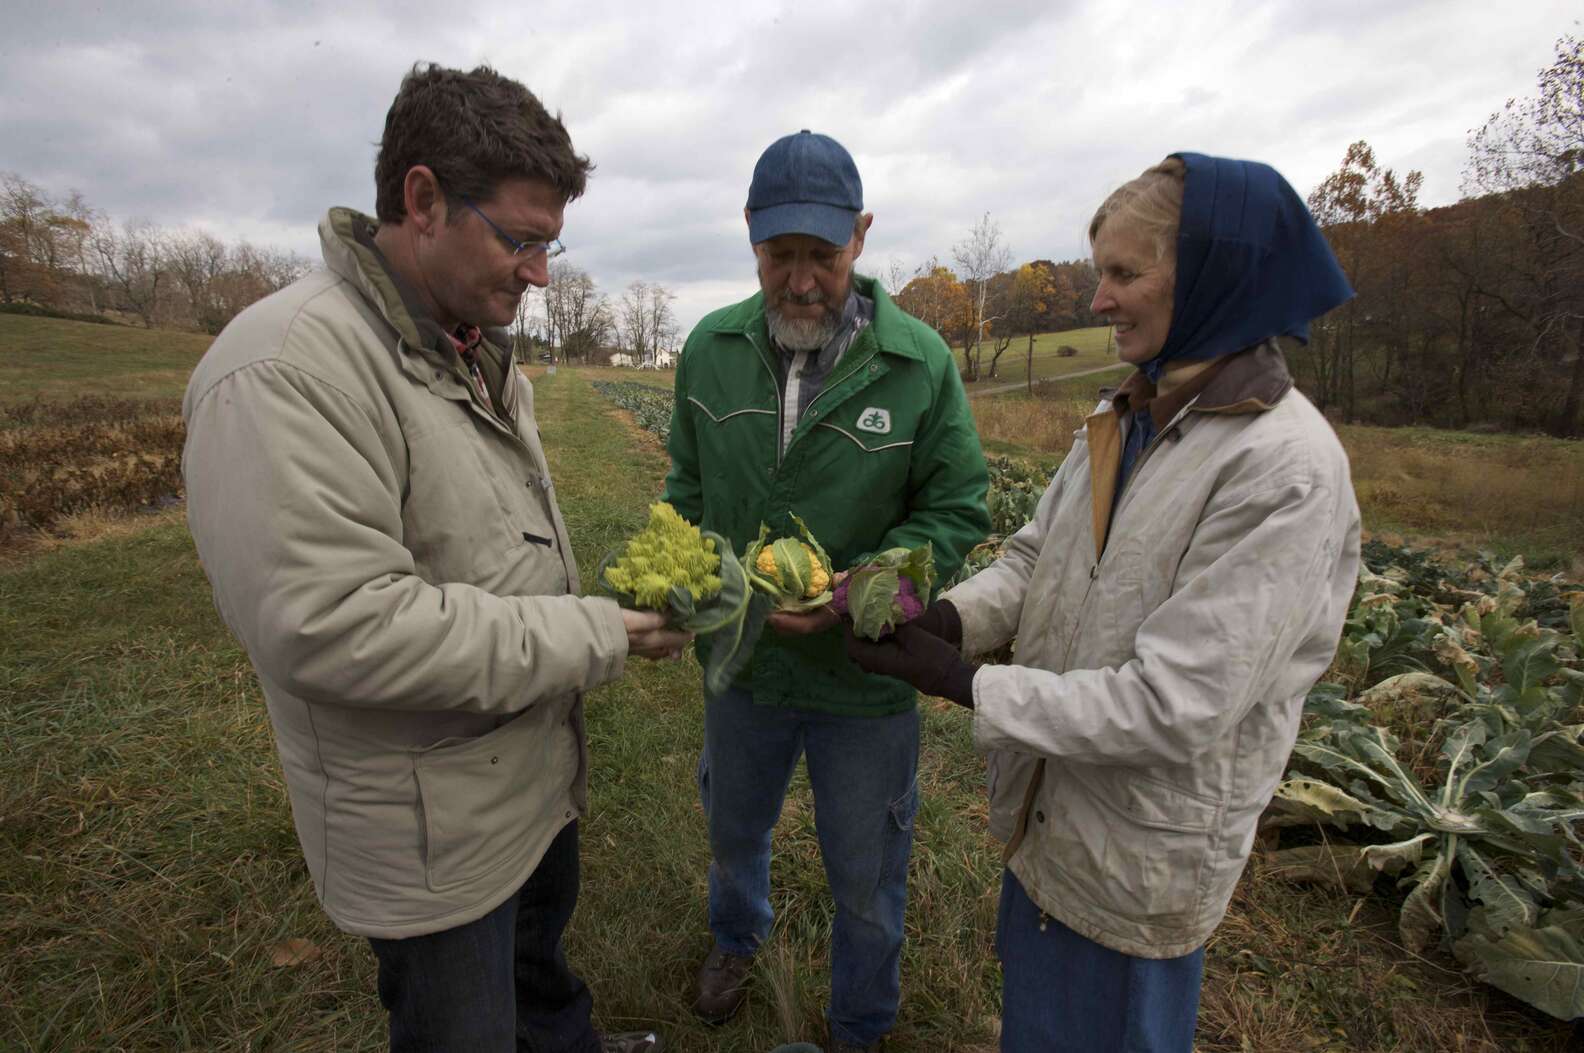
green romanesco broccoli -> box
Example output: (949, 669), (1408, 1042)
(601, 502), (722, 609)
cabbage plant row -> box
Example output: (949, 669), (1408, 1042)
(1267, 545), (1583, 1020)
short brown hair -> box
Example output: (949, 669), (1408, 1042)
(1088, 156), (1186, 261)
(374, 63), (593, 223)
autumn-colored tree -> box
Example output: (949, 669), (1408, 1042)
(1, 173), (75, 306)
(1002, 263), (1057, 390)
(1303, 140), (1423, 421)
(894, 260), (974, 358)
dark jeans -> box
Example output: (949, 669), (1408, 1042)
(995, 868), (1204, 1052)
(700, 687), (920, 1048)
(368, 820), (598, 1053)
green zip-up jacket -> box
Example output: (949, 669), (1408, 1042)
(662, 275), (990, 715)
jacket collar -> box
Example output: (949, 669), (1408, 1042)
(1108, 339), (1293, 430)
(706, 274), (924, 362)
(319, 207), (516, 374)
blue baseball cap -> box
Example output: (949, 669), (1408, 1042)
(746, 130), (863, 246)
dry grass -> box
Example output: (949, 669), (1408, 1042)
(1340, 424), (1584, 569)
(0, 504), (186, 568)
(1198, 854), (1574, 1052)
(970, 391), (1584, 568)
(967, 395), (1092, 459)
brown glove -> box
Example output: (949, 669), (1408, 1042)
(843, 622), (976, 709)
(908, 600), (963, 649)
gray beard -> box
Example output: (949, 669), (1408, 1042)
(765, 306), (838, 351)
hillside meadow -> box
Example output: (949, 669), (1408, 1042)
(2, 315), (1579, 1050)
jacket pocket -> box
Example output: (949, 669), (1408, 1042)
(986, 749), (1041, 843)
(1087, 769), (1221, 924)
(413, 703), (574, 892)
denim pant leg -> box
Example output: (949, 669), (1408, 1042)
(369, 821), (599, 1053)
(700, 687), (805, 955)
(512, 821), (599, 1053)
(802, 705), (920, 1048)
(996, 868), (1204, 1053)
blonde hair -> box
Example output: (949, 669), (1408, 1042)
(1088, 156), (1187, 262)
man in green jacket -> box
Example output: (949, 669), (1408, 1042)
(183, 64), (684, 1053)
(663, 131), (990, 1053)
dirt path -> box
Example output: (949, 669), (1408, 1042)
(966, 360), (1127, 398)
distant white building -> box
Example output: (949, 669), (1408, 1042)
(608, 353), (636, 368)
(652, 349), (677, 369)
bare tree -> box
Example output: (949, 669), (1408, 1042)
(951, 212), (1011, 381)
(91, 220), (170, 327)
(168, 230), (230, 333)
(1465, 32), (1584, 435)
(513, 284), (540, 359)
(57, 189), (101, 311)
(544, 262), (611, 362)
(619, 279), (653, 365)
(646, 282), (677, 364)
(883, 255), (910, 297)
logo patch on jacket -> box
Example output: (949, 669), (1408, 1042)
(856, 407), (892, 434)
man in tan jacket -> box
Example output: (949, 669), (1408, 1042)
(182, 64), (685, 1053)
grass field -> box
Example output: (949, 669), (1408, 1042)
(526, 363), (677, 390)
(2, 318), (1579, 1049)
(0, 315), (213, 405)
(952, 325), (1116, 387)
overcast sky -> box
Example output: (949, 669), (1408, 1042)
(1, 0), (1576, 333)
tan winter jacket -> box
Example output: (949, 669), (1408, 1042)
(945, 344), (1360, 958)
(182, 208), (628, 939)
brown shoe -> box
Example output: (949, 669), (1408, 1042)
(692, 946), (753, 1024)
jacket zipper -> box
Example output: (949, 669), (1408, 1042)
(743, 329), (786, 466)
(744, 322), (880, 467)
(1108, 396), (1199, 530)
(1057, 398), (1198, 671)
(801, 334), (877, 422)
(407, 336), (575, 586)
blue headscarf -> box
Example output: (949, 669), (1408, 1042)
(1115, 154), (1353, 495)
(1140, 152), (1354, 382)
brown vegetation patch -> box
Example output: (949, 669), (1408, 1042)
(1342, 425), (1584, 563)
(969, 395), (1089, 457)
(1, 396), (185, 544)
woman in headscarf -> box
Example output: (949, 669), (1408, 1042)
(846, 154), (1362, 1051)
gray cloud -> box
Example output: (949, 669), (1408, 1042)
(1, 0), (1576, 334)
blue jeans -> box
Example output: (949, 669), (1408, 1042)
(699, 687), (920, 1048)
(996, 868), (1204, 1052)
(368, 820), (599, 1053)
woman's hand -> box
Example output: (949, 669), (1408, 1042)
(843, 623), (977, 709)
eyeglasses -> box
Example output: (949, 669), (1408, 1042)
(459, 196), (566, 261)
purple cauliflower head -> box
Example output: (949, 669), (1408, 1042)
(894, 576), (924, 624)
(831, 573), (852, 617)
